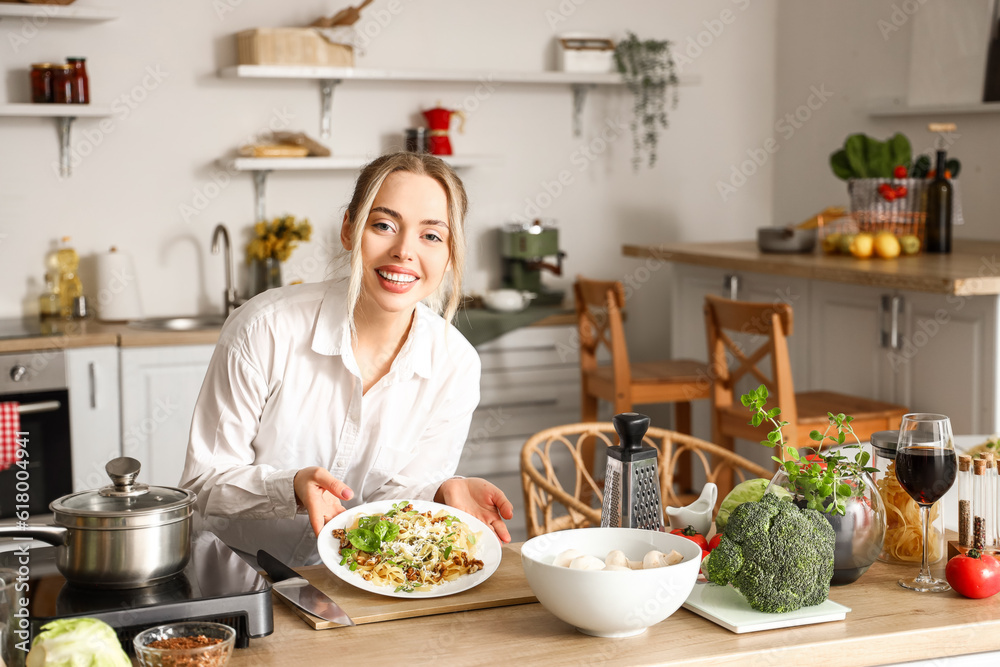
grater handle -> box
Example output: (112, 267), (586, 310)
(613, 412), (650, 453)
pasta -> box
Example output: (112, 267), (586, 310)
(331, 502), (484, 593)
(877, 461), (943, 563)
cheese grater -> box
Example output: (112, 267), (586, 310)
(600, 412), (664, 530)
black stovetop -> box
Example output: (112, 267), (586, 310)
(0, 532), (273, 651)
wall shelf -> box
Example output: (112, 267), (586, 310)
(0, 5), (118, 21)
(219, 154), (501, 222)
(868, 101), (1000, 117)
(219, 65), (701, 139)
(0, 104), (113, 177)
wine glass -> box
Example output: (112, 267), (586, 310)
(894, 413), (957, 592)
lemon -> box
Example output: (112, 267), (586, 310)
(899, 234), (921, 255)
(849, 233), (874, 259)
(873, 232), (901, 259)
(822, 233), (842, 254)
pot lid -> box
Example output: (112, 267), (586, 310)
(51, 457), (195, 516)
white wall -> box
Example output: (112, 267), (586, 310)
(0, 0), (778, 378)
(774, 0), (998, 236)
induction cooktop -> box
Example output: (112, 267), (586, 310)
(0, 531), (273, 653)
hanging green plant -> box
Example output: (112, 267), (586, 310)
(614, 32), (680, 170)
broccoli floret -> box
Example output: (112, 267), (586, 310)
(705, 492), (835, 613)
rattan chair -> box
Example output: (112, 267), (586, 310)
(520, 421), (771, 538)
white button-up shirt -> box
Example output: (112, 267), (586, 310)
(180, 280), (480, 565)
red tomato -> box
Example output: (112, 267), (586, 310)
(883, 190), (897, 202)
(878, 183), (892, 193)
(708, 533), (723, 552)
(701, 549), (710, 561)
(671, 525), (709, 550)
(945, 550), (1000, 599)
(895, 185), (908, 197)
(893, 165), (908, 179)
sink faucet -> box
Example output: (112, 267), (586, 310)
(211, 223), (243, 315)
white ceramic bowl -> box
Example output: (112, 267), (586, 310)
(520, 527), (702, 637)
(481, 289), (535, 312)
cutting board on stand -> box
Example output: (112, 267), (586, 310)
(281, 544), (536, 629)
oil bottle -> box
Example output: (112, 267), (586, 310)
(55, 236), (83, 319)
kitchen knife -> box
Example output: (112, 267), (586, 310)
(257, 549), (355, 626)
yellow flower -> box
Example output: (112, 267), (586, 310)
(245, 215), (312, 263)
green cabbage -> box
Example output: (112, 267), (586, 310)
(26, 618), (130, 667)
(715, 478), (791, 532)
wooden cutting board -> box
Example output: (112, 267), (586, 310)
(277, 544), (536, 629)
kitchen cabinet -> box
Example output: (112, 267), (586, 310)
(65, 345), (120, 492)
(456, 324), (580, 542)
(119, 344), (215, 487)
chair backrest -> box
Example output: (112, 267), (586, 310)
(520, 421), (771, 538)
(573, 277), (630, 385)
(703, 294), (798, 427)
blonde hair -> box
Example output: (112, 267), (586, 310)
(342, 152), (469, 329)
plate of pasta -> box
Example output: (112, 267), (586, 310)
(317, 499), (502, 598)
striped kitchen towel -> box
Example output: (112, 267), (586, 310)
(0, 402), (20, 472)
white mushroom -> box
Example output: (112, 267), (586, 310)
(552, 548), (584, 568)
(603, 564), (631, 572)
(604, 549), (629, 569)
(568, 555), (606, 570)
(642, 549), (685, 569)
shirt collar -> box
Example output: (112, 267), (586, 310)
(310, 281), (434, 380)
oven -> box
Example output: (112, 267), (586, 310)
(0, 350), (72, 519)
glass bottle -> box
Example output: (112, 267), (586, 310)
(987, 454), (997, 549)
(37, 272), (61, 320)
(924, 149), (953, 254)
(973, 458), (987, 551)
(66, 57), (89, 104)
(56, 236), (83, 319)
(958, 455), (973, 548)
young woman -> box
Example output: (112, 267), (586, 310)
(181, 152), (513, 566)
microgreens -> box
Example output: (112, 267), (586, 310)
(742, 384), (879, 516)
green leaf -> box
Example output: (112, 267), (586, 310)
(809, 430), (823, 441)
(887, 132), (912, 170)
(751, 413), (763, 427)
(347, 528), (381, 553)
(867, 138), (891, 178)
(830, 149), (854, 180)
(844, 133), (870, 178)
(766, 407), (781, 420)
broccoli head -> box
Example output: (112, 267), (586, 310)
(705, 492), (835, 613)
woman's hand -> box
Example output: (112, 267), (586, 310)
(294, 467), (354, 536)
(435, 477), (514, 543)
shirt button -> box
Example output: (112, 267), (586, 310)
(337, 459), (347, 467)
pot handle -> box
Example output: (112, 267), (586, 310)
(0, 525), (67, 546)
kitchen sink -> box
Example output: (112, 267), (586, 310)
(128, 315), (227, 331)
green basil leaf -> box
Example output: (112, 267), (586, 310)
(347, 528), (380, 553)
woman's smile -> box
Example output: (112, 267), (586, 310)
(376, 266), (419, 293)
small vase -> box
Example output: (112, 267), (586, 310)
(251, 258), (282, 296)
(767, 467), (887, 586)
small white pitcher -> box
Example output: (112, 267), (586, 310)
(665, 483), (718, 537)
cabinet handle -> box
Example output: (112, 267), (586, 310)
(880, 295), (903, 350)
(724, 274), (740, 300)
(88, 362), (96, 409)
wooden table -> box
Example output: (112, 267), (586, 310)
(231, 548), (1000, 667)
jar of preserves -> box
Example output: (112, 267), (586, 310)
(66, 57), (89, 104)
(52, 64), (75, 104)
(871, 430), (946, 564)
(30, 63), (57, 103)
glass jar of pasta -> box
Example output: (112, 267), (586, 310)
(872, 430), (946, 564)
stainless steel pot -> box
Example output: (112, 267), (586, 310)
(0, 457), (195, 589)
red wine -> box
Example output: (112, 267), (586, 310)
(924, 150), (952, 254)
(895, 445), (957, 504)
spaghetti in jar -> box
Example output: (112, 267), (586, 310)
(871, 430), (946, 564)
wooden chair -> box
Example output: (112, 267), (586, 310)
(574, 277), (712, 492)
(703, 294), (909, 461)
(520, 421), (770, 538)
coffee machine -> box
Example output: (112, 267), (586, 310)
(500, 220), (565, 305)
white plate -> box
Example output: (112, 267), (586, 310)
(316, 499), (502, 598)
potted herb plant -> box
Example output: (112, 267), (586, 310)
(613, 31), (679, 170)
(742, 384), (887, 585)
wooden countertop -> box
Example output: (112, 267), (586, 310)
(231, 552), (1000, 667)
(623, 239), (1000, 296)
